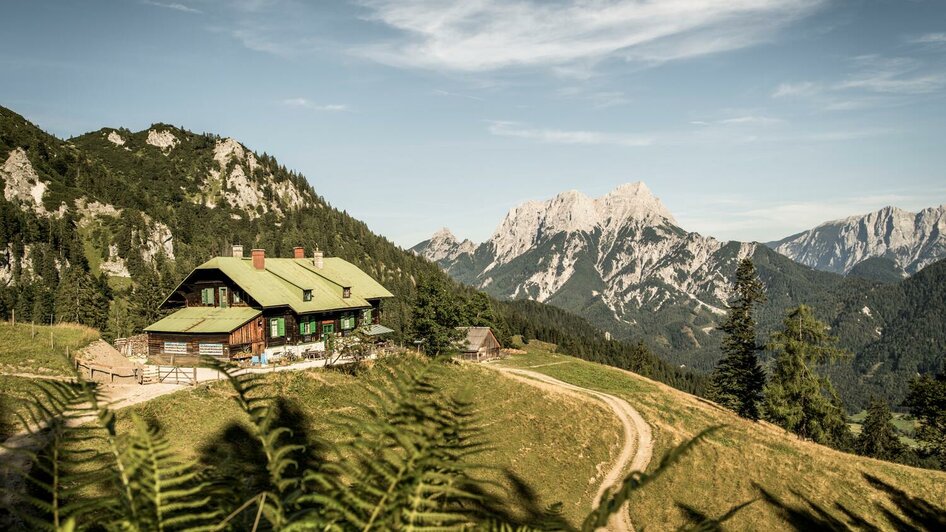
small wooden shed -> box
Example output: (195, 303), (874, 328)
(456, 327), (501, 361)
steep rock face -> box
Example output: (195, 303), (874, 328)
(768, 206), (946, 275)
(2, 147), (47, 215)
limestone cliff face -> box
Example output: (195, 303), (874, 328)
(768, 205), (946, 275)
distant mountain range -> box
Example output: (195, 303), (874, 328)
(413, 183), (946, 409)
(768, 205), (946, 276)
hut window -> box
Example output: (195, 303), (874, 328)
(341, 314), (355, 330)
(201, 288), (215, 306)
(363, 308), (372, 324)
(219, 287), (228, 308)
(343, 287), (351, 298)
(303, 289), (313, 302)
(270, 317), (285, 337)
(300, 318), (315, 335)
(233, 291), (242, 304)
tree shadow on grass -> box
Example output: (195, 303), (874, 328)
(463, 469), (576, 531)
(756, 473), (946, 531)
(196, 396), (328, 527)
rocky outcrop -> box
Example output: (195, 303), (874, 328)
(2, 148), (47, 215)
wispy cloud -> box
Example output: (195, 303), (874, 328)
(282, 98), (349, 111)
(487, 120), (652, 147)
(355, 0), (826, 72)
(907, 32), (946, 45)
(719, 115), (783, 126)
(141, 1), (202, 14)
(677, 193), (935, 242)
(556, 87), (630, 108)
(432, 89), (485, 102)
(835, 55), (946, 94)
(772, 81), (821, 98)
(771, 53), (946, 111)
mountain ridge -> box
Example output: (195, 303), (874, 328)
(767, 204), (946, 275)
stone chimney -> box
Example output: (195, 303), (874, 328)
(313, 248), (324, 269)
(252, 249), (265, 270)
(293, 246), (305, 259)
(232, 245), (244, 258)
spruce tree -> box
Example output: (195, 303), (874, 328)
(410, 274), (463, 355)
(854, 396), (905, 460)
(906, 372), (946, 466)
(763, 305), (852, 448)
(709, 257), (767, 420)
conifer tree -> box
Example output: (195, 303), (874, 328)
(906, 372), (946, 466)
(410, 274), (463, 355)
(709, 257), (767, 420)
(854, 396), (905, 460)
(763, 305), (852, 448)
(54, 267), (109, 326)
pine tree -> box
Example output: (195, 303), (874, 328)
(854, 396), (905, 460)
(54, 267), (109, 326)
(709, 257), (767, 420)
(410, 274), (463, 355)
(906, 372), (946, 466)
(763, 305), (853, 448)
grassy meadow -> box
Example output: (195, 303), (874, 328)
(104, 357), (621, 527)
(0, 322), (99, 376)
(496, 342), (946, 530)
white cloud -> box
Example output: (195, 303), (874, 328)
(677, 193), (935, 242)
(432, 89), (485, 101)
(772, 81), (821, 98)
(717, 115), (782, 126)
(355, 0), (826, 72)
(908, 32), (946, 45)
(487, 120), (652, 147)
(282, 98), (349, 111)
(142, 1), (201, 13)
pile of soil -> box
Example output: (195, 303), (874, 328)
(76, 340), (135, 370)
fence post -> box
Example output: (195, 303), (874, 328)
(193, 366), (197, 386)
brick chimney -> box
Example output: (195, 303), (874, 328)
(232, 245), (244, 258)
(251, 249), (265, 270)
(293, 246), (305, 259)
(312, 248), (324, 269)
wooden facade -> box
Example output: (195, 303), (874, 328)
(145, 250), (392, 362)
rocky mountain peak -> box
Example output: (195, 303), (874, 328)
(431, 227), (458, 243)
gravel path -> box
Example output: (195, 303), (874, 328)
(495, 367), (653, 532)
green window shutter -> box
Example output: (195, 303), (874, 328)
(300, 321), (306, 335)
(277, 317), (285, 337)
(200, 288), (207, 304)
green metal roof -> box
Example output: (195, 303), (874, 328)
(144, 306), (261, 333)
(163, 256), (393, 314)
(363, 324), (395, 336)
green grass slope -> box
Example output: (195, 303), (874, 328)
(0, 322), (99, 376)
(104, 359), (622, 528)
(496, 344), (946, 530)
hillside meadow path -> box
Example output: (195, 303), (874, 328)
(494, 366), (653, 532)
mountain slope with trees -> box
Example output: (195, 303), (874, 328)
(0, 105), (700, 393)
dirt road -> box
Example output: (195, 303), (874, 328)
(496, 367), (653, 532)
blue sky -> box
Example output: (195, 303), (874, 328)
(2, 0), (945, 247)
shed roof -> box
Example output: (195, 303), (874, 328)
(364, 324), (395, 336)
(144, 306), (261, 334)
(164, 256), (393, 314)
(456, 327), (500, 352)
